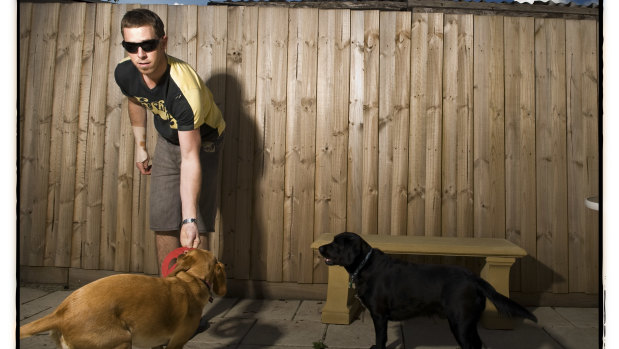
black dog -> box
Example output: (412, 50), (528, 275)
(318, 232), (537, 349)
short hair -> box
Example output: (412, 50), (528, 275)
(121, 9), (165, 39)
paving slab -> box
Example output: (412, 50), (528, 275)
(17, 334), (58, 349)
(19, 291), (72, 322)
(202, 297), (240, 320)
(479, 323), (564, 349)
(225, 299), (301, 320)
(544, 325), (599, 349)
(242, 318), (326, 347)
(401, 317), (460, 349)
(532, 307), (574, 327)
(294, 300), (325, 322)
(325, 319), (403, 348)
(190, 317), (257, 346)
(554, 307), (599, 328)
(19, 288), (49, 304)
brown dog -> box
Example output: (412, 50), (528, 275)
(20, 248), (226, 349)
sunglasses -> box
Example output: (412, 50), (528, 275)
(121, 39), (160, 54)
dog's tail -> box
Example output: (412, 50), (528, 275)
(20, 313), (58, 339)
(476, 278), (537, 323)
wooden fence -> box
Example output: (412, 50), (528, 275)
(19, 2), (599, 301)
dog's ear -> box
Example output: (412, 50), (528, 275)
(169, 252), (194, 277)
(212, 261), (227, 296)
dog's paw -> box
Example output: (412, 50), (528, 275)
(369, 346), (376, 349)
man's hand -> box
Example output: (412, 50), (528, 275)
(136, 156), (152, 175)
(180, 222), (200, 248)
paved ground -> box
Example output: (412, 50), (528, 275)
(19, 286), (599, 348)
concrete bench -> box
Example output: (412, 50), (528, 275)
(310, 233), (528, 329)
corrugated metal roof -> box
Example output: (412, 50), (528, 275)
(456, 0), (598, 6)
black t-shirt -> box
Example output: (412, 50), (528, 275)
(114, 55), (225, 145)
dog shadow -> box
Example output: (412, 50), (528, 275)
(401, 316), (561, 349)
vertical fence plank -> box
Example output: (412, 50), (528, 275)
(20, 3), (59, 267)
(115, 5), (143, 272)
(19, 2), (32, 159)
(82, 3), (112, 270)
(442, 14), (473, 238)
(315, 9), (350, 283)
(473, 15), (505, 239)
(504, 16), (536, 292)
(167, 6), (194, 63)
(585, 21), (599, 294)
(348, 10), (379, 236)
(225, 5), (258, 280)
(535, 18), (568, 293)
(409, 12), (443, 237)
(72, 3), (96, 269)
(44, 3), (87, 267)
(252, 6), (288, 282)
(99, 4), (128, 270)
(566, 19), (599, 294)
(284, 8), (318, 283)
(196, 5), (228, 256)
(378, 11), (411, 236)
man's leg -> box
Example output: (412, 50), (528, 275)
(156, 231), (180, 273)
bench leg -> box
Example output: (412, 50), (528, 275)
(480, 256), (517, 330)
(320, 266), (362, 324)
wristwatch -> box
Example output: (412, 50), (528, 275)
(181, 218), (197, 225)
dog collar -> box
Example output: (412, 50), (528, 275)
(202, 279), (214, 303)
(349, 248), (374, 288)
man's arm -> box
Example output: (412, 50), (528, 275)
(128, 97), (152, 175)
(178, 128), (202, 248)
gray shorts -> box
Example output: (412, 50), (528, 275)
(149, 133), (224, 233)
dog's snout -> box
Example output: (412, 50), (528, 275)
(318, 245), (326, 255)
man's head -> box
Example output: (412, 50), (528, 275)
(120, 9), (168, 78)
(121, 8), (165, 39)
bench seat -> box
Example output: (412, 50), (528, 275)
(310, 233), (528, 329)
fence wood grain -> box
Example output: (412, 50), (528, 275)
(45, 3), (87, 268)
(19, 3), (32, 159)
(225, 5), (258, 280)
(504, 16), (536, 292)
(535, 18), (568, 294)
(72, 3), (97, 269)
(20, 3), (59, 267)
(442, 14), (473, 239)
(315, 9), (350, 283)
(377, 12), (411, 237)
(348, 10), (380, 236)
(253, 7), (288, 282)
(409, 12), (443, 237)
(18, 4), (599, 298)
(284, 8), (318, 283)
(83, 3), (113, 270)
(473, 15), (505, 239)
(566, 19), (599, 294)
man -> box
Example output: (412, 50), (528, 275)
(114, 9), (225, 271)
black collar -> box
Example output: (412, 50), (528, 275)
(201, 279), (214, 303)
(349, 248), (374, 288)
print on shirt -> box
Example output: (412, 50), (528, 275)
(135, 96), (178, 129)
